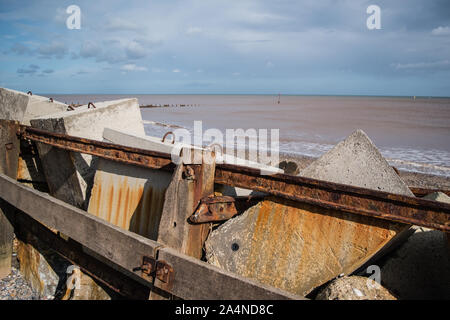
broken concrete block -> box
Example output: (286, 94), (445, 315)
(316, 276), (396, 300)
(376, 192), (450, 299)
(0, 88), (66, 190)
(423, 191), (450, 204)
(87, 129), (172, 240)
(29, 99), (145, 208)
(300, 130), (414, 196)
(205, 129), (414, 297)
(0, 87), (66, 125)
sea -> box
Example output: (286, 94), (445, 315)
(49, 94), (450, 177)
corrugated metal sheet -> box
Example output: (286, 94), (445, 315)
(87, 159), (171, 240)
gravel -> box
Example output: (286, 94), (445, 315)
(0, 265), (39, 300)
(0, 237), (40, 300)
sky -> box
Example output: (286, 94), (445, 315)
(0, 0), (449, 96)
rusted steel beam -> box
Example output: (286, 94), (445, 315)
(215, 163), (450, 232)
(18, 125), (174, 171)
(16, 125), (450, 232)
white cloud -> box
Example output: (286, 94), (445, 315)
(431, 26), (450, 36)
(172, 69), (181, 73)
(391, 60), (450, 70)
(120, 64), (148, 72)
(105, 18), (140, 31)
(186, 26), (202, 35)
(125, 41), (147, 59)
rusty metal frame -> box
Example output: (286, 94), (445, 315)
(18, 125), (174, 171)
(215, 163), (450, 232)
(17, 124), (450, 232)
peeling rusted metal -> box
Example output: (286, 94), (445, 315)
(18, 125), (174, 172)
(190, 195), (238, 223)
(215, 163), (450, 232)
(15, 125), (450, 232)
(141, 255), (174, 287)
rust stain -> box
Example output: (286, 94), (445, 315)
(227, 198), (408, 297)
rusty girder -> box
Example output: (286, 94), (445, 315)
(17, 124), (450, 232)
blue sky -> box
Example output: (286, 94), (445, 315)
(1, 0), (450, 95)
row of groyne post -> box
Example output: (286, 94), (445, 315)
(139, 104), (200, 108)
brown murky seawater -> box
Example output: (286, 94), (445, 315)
(50, 94), (450, 176)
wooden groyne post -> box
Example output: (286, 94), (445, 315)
(0, 120), (20, 278)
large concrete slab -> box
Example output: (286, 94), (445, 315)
(205, 129), (414, 297)
(0, 87), (66, 125)
(376, 192), (450, 299)
(30, 99), (145, 208)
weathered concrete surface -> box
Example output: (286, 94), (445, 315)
(0, 87), (66, 125)
(316, 276), (396, 300)
(300, 130), (414, 196)
(0, 88), (64, 192)
(30, 99), (145, 208)
(205, 129), (414, 297)
(376, 192), (450, 299)
(88, 129), (172, 240)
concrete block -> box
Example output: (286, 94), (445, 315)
(299, 129), (414, 196)
(0, 88), (66, 191)
(0, 87), (66, 125)
(30, 99), (145, 208)
(376, 192), (450, 299)
(205, 129), (414, 297)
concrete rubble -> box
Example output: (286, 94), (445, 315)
(316, 276), (397, 300)
(1, 88), (449, 300)
(0, 89), (133, 299)
(205, 129), (416, 298)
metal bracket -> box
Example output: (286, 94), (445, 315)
(190, 195), (238, 223)
(141, 256), (174, 284)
